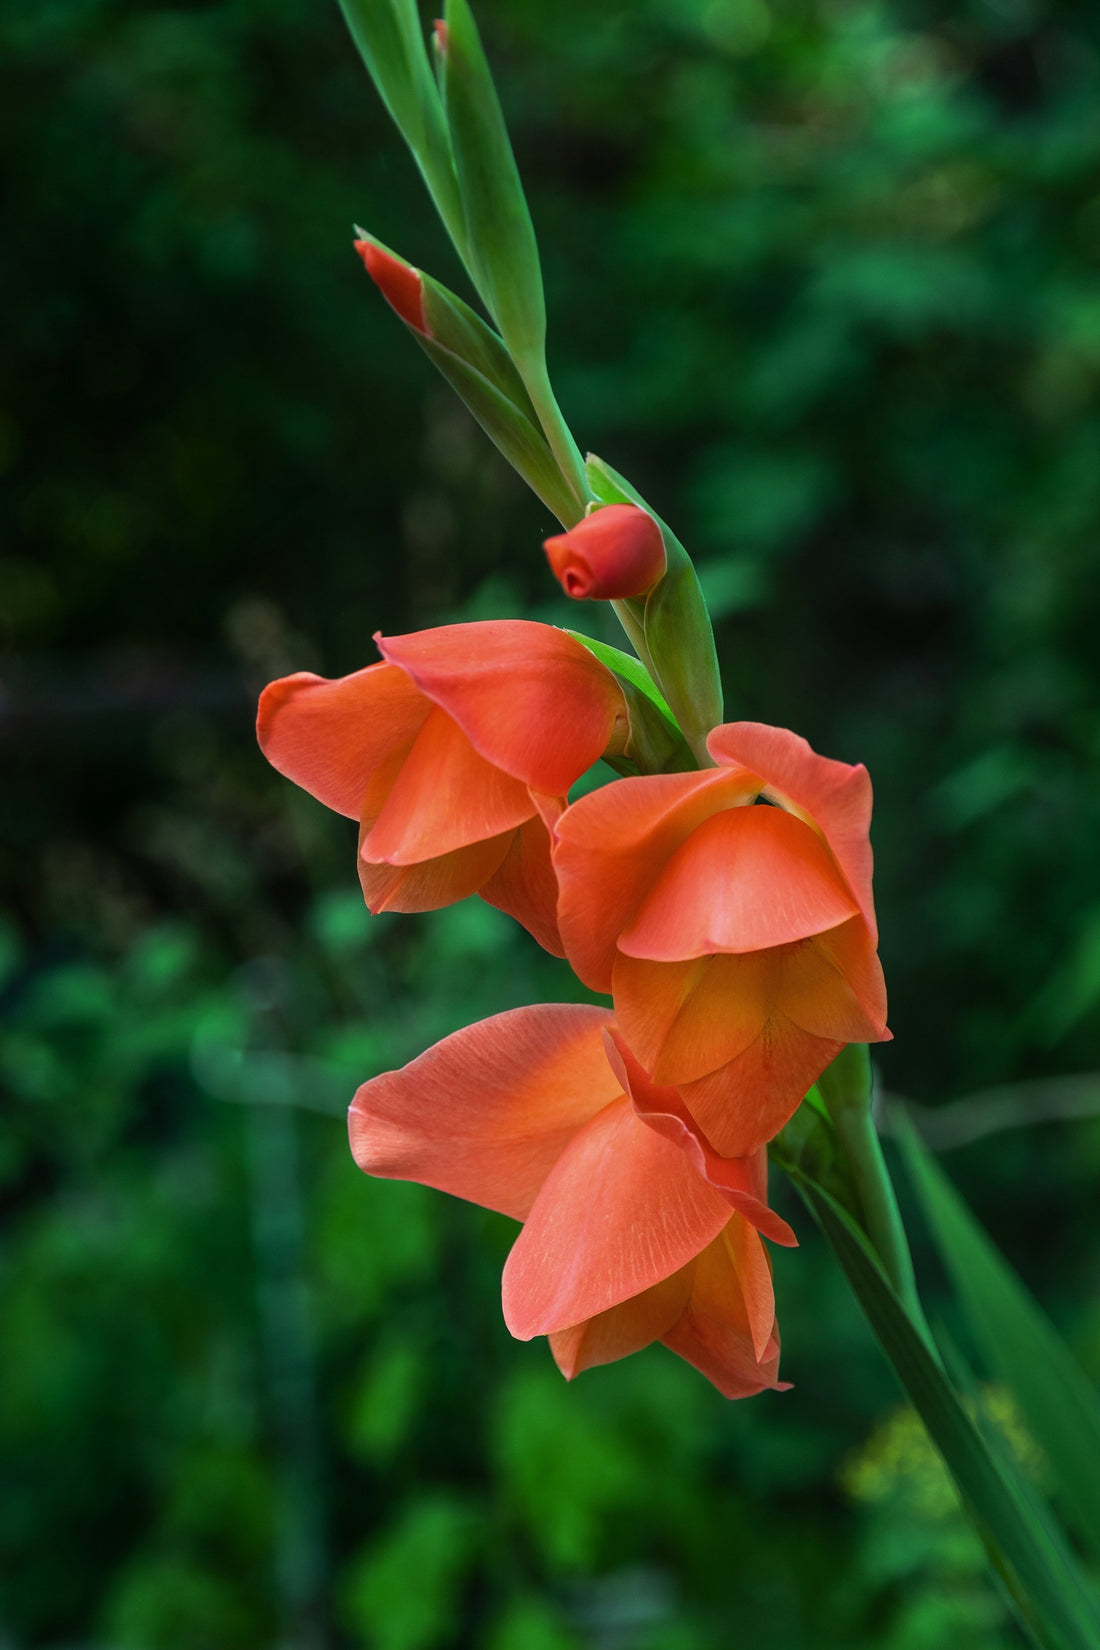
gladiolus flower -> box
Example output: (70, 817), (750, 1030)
(349, 1003), (795, 1396)
(543, 503), (667, 601)
(257, 620), (628, 954)
(553, 721), (890, 1156)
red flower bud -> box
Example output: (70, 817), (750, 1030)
(543, 503), (667, 601)
(432, 18), (449, 54)
(354, 239), (429, 336)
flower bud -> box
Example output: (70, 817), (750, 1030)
(354, 238), (429, 335)
(543, 503), (667, 601)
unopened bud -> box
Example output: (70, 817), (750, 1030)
(432, 18), (449, 54)
(353, 238), (429, 335)
(543, 503), (667, 601)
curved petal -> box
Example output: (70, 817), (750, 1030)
(662, 1220), (789, 1397)
(348, 1004), (619, 1221)
(479, 811), (565, 957)
(365, 704), (533, 862)
(779, 919), (889, 1042)
(257, 662), (428, 819)
(707, 722), (877, 941)
(377, 622), (629, 798)
(548, 1266), (695, 1379)
(678, 1016), (842, 1157)
(602, 1031), (797, 1248)
(612, 951), (776, 1085)
(554, 768), (749, 990)
(502, 1094), (732, 1339)
(619, 806), (859, 961)
(359, 823), (513, 914)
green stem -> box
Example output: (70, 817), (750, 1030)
(834, 1102), (933, 1346)
(513, 351), (590, 522)
(795, 1171), (1100, 1650)
(817, 1044), (934, 1349)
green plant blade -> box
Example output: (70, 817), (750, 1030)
(563, 634), (692, 774)
(789, 1166), (1100, 1650)
(355, 232), (574, 523)
(896, 1108), (1100, 1567)
(563, 634), (675, 725)
(337, 0), (464, 251)
(441, 0), (545, 361)
(419, 339), (577, 523)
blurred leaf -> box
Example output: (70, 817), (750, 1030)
(346, 1338), (425, 1465)
(486, 1596), (578, 1650)
(342, 1494), (482, 1650)
(493, 1368), (640, 1574)
(928, 745), (1037, 832)
(103, 1556), (258, 1650)
(1028, 904), (1100, 1045)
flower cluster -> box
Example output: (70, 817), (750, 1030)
(258, 511), (888, 1397)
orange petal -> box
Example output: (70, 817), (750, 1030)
(662, 1220), (789, 1397)
(257, 662), (428, 819)
(359, 821), (512, 914)
(376, 621), (629, 799)
(548, 1265), (695, 1379)
(619, 805), (859, 961)
(480, 811), (565, 956)
(707, 722), (877, 941)
(555, 768), (751, 990)
(612, 951), (776, 1085)
(779, 919), (889, 1042)
(678, 1015), (842, 1156)
(365, 704), (533, 863)
(502, 1094), (732, 1339)
(602, 1030), (797, 1248)
(348, 1003), (620, 1221)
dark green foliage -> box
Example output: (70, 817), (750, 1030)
(3, 0), (1099, 1644)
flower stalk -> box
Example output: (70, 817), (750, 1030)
(261, 8), (1100, 1643)
(816, 1043), (930, 1342)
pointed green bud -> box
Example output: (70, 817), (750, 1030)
(354, 234), (577, 524)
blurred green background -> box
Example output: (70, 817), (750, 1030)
(3, 0), (1100, 1644)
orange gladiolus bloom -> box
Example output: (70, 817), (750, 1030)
(543, 503), (667, 601)
(257, 621), (628, 954)
(349, 1003), (795, 1395)
(554, 721), (890, 1156)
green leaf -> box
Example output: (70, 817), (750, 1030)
(356, 232), (575, 522)
(441, 0), (545, 361)
(337, 0), (465, 256)
(564, 632), (692, 773)
(563, 633), (675, 724)
(789, 1166), (1100, 1650)
(896, 1109), (1100, 1570)
(419, 335), (577, 522)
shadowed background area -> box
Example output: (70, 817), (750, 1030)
(2, 0), (1100, 1645)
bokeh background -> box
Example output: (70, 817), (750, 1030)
(4, 0), (1100, 1644)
